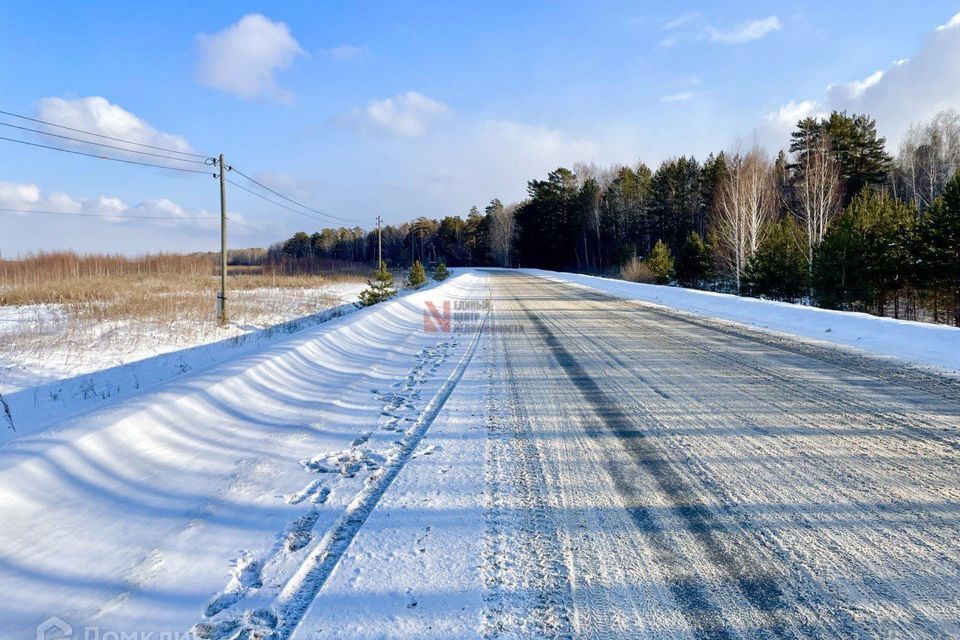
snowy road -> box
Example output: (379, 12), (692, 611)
(475, 272), (960, 639)
(2, 270), (960, 639)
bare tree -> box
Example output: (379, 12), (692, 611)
(488, 202), (516, 267)
(897, 110), (960, 211)
(793, 133), (843, 272)
(714, 146), (776, 290)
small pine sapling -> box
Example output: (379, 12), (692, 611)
(358, 261), (398, 307)
(406, 260), (427, 288)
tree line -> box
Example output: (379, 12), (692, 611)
(272, 110), (960, 326)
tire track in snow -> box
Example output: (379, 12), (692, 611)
(193, 341), (456, 637)
(482, 324), (575, 639)
(195, 310), (489, 640)
(504, 273), (960, 638)
(571, 293), (960, 638)
(548, 303), (863, 637)
(516, 297), (797, 640)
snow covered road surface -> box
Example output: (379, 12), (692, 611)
(475, 272), (960, 639)
(304, 271), (960, 639)
(2, 270), (959, 638)
(525, 269), (960, 376)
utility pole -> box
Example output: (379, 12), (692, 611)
(218, 153), (228, 326)
(376, 214), (382, 268)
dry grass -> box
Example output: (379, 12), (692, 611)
(619, 257), (656, 284)
(0, 253), (369, 383)
(1, 251), (367, 311)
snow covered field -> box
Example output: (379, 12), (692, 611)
(0, 269), (958, 639)
(0, 281), (365, 433)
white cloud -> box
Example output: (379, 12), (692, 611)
(763, 11), (960, 148)
(826, 70), (885, 102)
(765, 99), (823, 129)
(87, 196), (129, 222)
(0, 182), (41, 212)
(663, 12), (701, 30)
(0, 182), (225, 228)
(661, 92), (695, 103)
(937, 13), (960, 31)
(324, 44), (370, 62)
(706, 16), (782, 44)
(660, 14), (781, 47)
(196, 14), (304, 102)
(366, 119), (600, 213)
(46, 192), (82, 213)
(340, 91), (452, 138)
(0, 181), (128, 222)
(36, 96), (193, 153)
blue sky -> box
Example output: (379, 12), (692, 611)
(2, 1), (959, 255)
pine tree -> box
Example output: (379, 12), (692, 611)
(675, 232), (714, 288)
(650, 157), (703, 253)
(812, 201), (871, 310)
(813, 190), (915, 315)
(789, 112), (892, 206)
(358, 261), (398, 307)
(645, 240), (674, 285)
(406, 259), (427, 288)
(433, 260), (450, 281)
(743, 217), (808, 301)
(282, 231), (313, 259)
(862, 194), (915, 318)
(923, 170), (960, 325)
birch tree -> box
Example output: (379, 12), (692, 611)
(715, 146), (776, 290)
(487, 200), (515, 267)
(896, 110), (960, 211)
(794, 133), (843, 272)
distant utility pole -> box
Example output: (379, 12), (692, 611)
(377, 214), (382, 267)
(218, 153), (228, 326)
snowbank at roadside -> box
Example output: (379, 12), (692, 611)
(523, 269), (960, 376)
(0, 270), (485, 637)
(0, 276), (443, 439)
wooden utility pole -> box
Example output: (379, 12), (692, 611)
(218, 153), (228, 326)
(376, 214), (382, 268)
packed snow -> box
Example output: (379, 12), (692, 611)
(0, 271), (483, 637)
(1, 268), (958, 639)
(524, 269), (960, 376)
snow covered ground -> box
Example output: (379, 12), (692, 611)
(1, 268), (958, 639)
(0, 282), (365, 434)
(524, 269), (960, 376)
(0, 282), (365, 391)
(0, 271), (485, 638)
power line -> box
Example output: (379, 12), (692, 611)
(228, 217), (285, 241)
(0, 108), (211, 159)
(230, 166), (363, 223)
(0, 121), (212, 165)
(226, 176), (362, 225)
(0, 206), (216, 220)
(0, 135), (216, 175)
